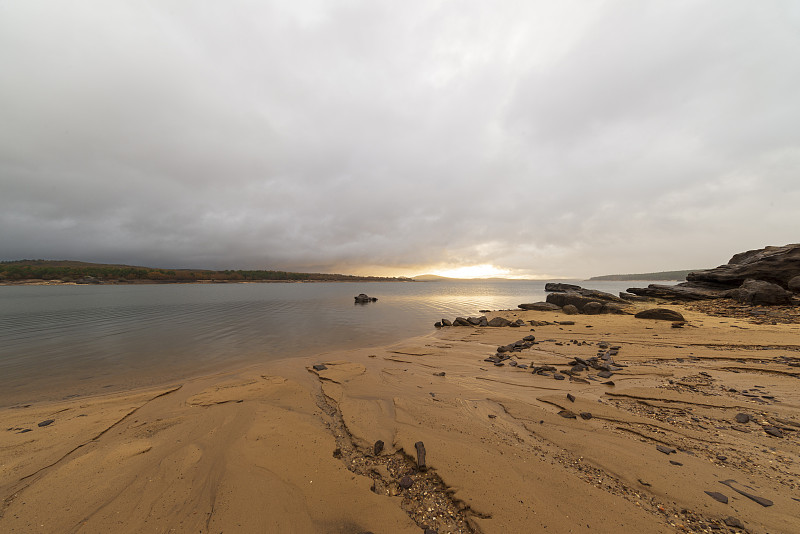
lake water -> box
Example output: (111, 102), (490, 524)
(0, 279), (644, 405)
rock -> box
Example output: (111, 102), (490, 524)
(37, 419), (54, 427)
(354, 293), (378, 303)
(619, 292), (650, 302)
(312, 364), (328, 371)
(557, 320), (575, 325)
(597, 370), (613, 378)
(399, 475), (414, 489)
(557, 409), (577, 419)
(414, 441), (427, 471)
(553, 374), (565, 381)
(441, 318), (452, 326)
(453, 317), (472, 326)
(518, 302), (561, 311)
(734, 413), (750, 424)
(671, 321), (685, 328)
(763, 425), (784, 438)
(723, 279), (794, 305)
(546, 291), (624, 312)
(434, 321), (442, 328)
(656, 445), (677, 454)
(602, 380), (615, 386)
(467, 317), (482, 325)
(626, 282), (726, 301)
(487, 316), (512, 327)
(433, 371), (445, 377)
(566, 393), (575, 402)
(545, 282), (583, 292)
(635, 308), (686, 321)
(704, 491), (729, 504)
(724, 517), (744, 529)
(374, 440), (384, 455)
(669, 460), (683, 466)
(687, 243), (800, 288)
(562, 304), (579, 315)
(602, 303), (628, 314)
(789, 275), (800, 293)
(719, 479), (774, 507)
(579, 412), (592, 420)
(583, 301), (603, 315)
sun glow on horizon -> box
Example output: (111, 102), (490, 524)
(427, 264), (511, 279)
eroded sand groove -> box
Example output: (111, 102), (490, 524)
(314, 385), (482, 534)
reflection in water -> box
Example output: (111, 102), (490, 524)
(0, 280), (638, 404)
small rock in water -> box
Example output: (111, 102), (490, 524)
(566, 393), (575, 403)
(312, 364), (327, 371)
(37, 419), (54, 427)
(704, 491), (728, 504)
(734, 413), (750, 424)
(656, 445), (677, 455)
(399, 475), (413, 489)
(373, 440), (384, 456)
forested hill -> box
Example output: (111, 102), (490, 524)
(0, 260), (411, 283)
(588, 269), (699, 282)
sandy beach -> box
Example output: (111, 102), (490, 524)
(2, 303), (799, 533)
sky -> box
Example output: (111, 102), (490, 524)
(1, 1), (799, 279)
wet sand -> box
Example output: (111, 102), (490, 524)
(1, 304), (799, 533)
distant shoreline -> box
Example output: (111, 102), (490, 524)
(0, 278), (415, 286)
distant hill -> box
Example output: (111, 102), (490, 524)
(413, 274), (457, 281)
(588, 269), (701, 282)
(0, 260), (412, 283)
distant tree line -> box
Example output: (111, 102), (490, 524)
(0, 260), (410, 283)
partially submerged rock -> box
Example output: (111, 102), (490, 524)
(354, 293), (378, 303)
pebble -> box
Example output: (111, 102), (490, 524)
(724, 517), (744, 529)
(566, 393), (575, 403)
(704, 491), (728, 504)
(17, 429), (32, 434)
(579, 412), (592, 420)
(373, 440), (384, 456)
(399, 476), (414, 489)
(554, 374), (565, 381)
(656, 445), (677, 455)
(669, 460), (683, 466)
(716, 454), (727, 461)
(597, 370), (613, 378)
(557, 410), (577, 419)
(763, 426), (784, 438)
(312, 364), (327, 371)
(734, 413), (750, 424)
(433, 371), (446, 376)
(37, 420), (54, 427)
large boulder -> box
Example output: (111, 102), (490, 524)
(686, 243), (800, 288)
(487, 316), (512, 327)
(789, 275), (800, 293)
(722, 279), (794, 305)
(635, 308), (686, 321)
(583, 302), (603, 314)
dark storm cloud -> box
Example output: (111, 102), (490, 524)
(1, 1), (799, 277)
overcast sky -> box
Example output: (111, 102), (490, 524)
(1, 1), (799, 278)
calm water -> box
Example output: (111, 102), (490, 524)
(0, 280), (641, 405)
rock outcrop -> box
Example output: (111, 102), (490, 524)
(627, 244), (800, 305)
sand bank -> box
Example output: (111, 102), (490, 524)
(2, 304), (799, 533)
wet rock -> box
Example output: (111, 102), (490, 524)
(312, 364), (328, 371)
(467, 316), (483, 326)
(37, 419), (54, 427)
(453, 317), (472, 326)
(656, 445), (677, 454)
(558, 409), (577, 419)
(441, 318), (452, 326)
(374, 440), (384, 455)
(354, 293), (378, 303)
(518, 302), (561, 311)
(434, 321), (442, 328)
(704, 491), (728, 504)
(734, 413), (750, 424)
(635, 308), (686, 321)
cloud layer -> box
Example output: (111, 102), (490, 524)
(2, 1), (799, 277)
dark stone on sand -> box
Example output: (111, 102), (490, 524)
(579, 412), (592, 420)
(583, 301), (603, 315)
(635, 308), (686, 321)
(734, 413), (750, 424)
(719, 479), (774, 507)
(724, 517), (744, 529)
(518, 302), (561, 311)
(441, 318), (452, 326)
(312, 364), (327, 371)
(716, 454), (727, 461)
(487, 316), (512, 327)
(656, 445), (677, 454)
(602, 380), (615, 386)
(399, 475), (414, 489)
(597, 370), (613, 378)
(374, 440), (384, 455)
(415, 441), (427, 471)
(763, 425), (784, 438)
(704, 491), (729, 504)
(669, 460), (683, 466)
(467, 316), (483, 325)
(566, 393), (575, 403)
(434, 322), (442, 328)
(558, 409), (577, 419)
(523, 335), (536, 341)
(557, 320), (575, 325)
(554, 374), (565, 381)
(333, 448), (342, 458)
(17, 429), (32, 434)
(433, 371), (445, 377)
(37, 419), (54, 427)
(671, 321), (685, 328)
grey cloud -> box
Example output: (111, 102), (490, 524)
(1, 1), (799, 277)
